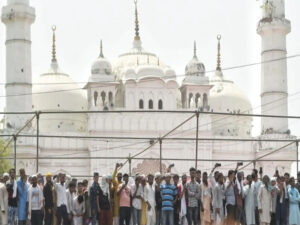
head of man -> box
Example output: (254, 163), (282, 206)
(3, 173), (9, 183)
(247, 174), (253, 185)
(217, 173), (224, 184)
(214, 171), (219, 181)
(165, 173), (171, 184)
(19, 168), (26, 180)
(32, 175), (37, 187)
(173, 174), (179, 185)
(45, 173), (52, 183)
(69, 182), (76, 193)
(189, 167), (196, 180)
(155, 173), (161, 185)
(237, 172), (243, 182)
(83, 179), (88, 188)
(284, 173), (290, 184)
(263, 175), (270, 187)
(182, 174), (187, 185)
(147, 174), (154, 185)
(271, 178), (276, 187)
(290, 177), (295, 187)
(196, 170), (201, 182)
(117, 172), (123, 182)
(202, 172), (208, 185)
(77, 182), (83, 194)
(93, 172), (99, 183)
(9, 168), (15, 179)
(123, 174), (129, 184)
(228, 170), (235, 182)
(60, 173), (66, 184)
(141, 175), (146, 186)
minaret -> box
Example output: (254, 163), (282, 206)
(257, 0), (290, 134)
(1, 0), (35, 129)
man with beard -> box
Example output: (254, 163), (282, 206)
(43, 173), (54, 225)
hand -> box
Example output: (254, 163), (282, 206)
(216, 208), (220, 215)
(48, 208), (52, 214)
(147, 203), (151, 211)
(98, 209), (101, 214)
(92, 210), (96, 216)
(259, 209), (262, 214)
(116, 163), (120, 168)
(68, 214), (72, 220)
(201, 208), (204, 212)
(1, 210), (4, 213)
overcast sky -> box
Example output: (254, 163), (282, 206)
(0, 0), (300, 137)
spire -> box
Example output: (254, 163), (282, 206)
(216, 34), (221, 71)
(99, 40), (104, 58)
(52, 25), (57, 63)
(134, 0), (140, 41)
(193, 40), (197, 58)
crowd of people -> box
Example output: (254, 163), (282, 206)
(0, 163), (300, 225)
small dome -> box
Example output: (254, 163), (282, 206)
(164, 68), (176, 78)
(124, 68), (136, 79)
(185, 56), (205, 76)
(91, 57), (112, 75)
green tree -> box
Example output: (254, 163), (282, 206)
(0, 138), (12, 175)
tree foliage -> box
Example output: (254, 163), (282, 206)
(0, 138), (12, 176)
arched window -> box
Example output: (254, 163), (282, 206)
(188, 93), (193, 108)
(108, 92), (113, 107)
(203, 93), (208, 108)
(195, 93), (200, 108)
(139, 99), (144, 109)
(101, 91), (106, 106)
(158, 99), (163, 110)
(93, 91), (98, 106)
(148, 100), (153, 109)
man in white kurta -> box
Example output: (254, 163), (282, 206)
(244, 175), (255, 225)
(212, 173), (225, 225)
(0, 173), (9, 225)
(257, 175), (272, 225)
(143, 174), (156, 225)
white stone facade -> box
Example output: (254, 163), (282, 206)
(0, 0), (296, 178)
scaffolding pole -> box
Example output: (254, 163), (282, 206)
(36, 111), (40, 173)
(195, 111), (199, 169)
(159, 139), (162, 174)
(128, 153), (132, 177)
(13, 134), (16, 171)
(297, 141), (299, 173)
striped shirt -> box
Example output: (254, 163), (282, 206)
(160, 184), (177, 211)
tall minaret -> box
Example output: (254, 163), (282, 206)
(1, 0), (35, 129)
(257, 0), (290, 134)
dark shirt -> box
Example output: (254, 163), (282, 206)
(6, 182), (17, 207)
(90, 182), (100, 210)
(155, 184), (162, 210)
(43, 182), (54, 209)
(98, 187), (110, 210)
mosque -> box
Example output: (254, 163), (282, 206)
(0, 0), (296, 177)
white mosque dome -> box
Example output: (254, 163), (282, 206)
(113, 40), (169, 80)
(164, 68), (176, 78)
(209, 70), (252, 136)
(33, 60), (87, 132)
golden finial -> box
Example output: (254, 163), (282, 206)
(194, 40), (197, 58)
(134, 0), (140, 41)
(216, 34), (221, 71)
(99, 40), (104, 58)
(52, 25), (57, 62)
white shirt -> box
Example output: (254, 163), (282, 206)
(55, 183), (69, 212)
(66, 190), (75, 214)
(143, 183), (156, 207)
(131, 183), (142, 210)
(72, 196), (85, 216)
(31, 187), (40, 210)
